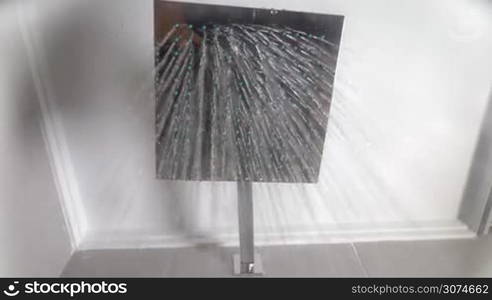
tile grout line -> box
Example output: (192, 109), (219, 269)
(350, 243), (369, 277)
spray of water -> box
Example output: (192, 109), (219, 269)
(151, 23), (407, 247)
(155, 24), (339, 183)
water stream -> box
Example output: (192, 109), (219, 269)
(155, 24), (339, 183)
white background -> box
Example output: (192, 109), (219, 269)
(12, 0), (492, 248)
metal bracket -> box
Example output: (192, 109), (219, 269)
(233, 253), (264, 276)
(234, 182), (264, 276)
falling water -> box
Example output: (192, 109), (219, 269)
(151, 23), (408, 248)
(155, 24), (339, 183)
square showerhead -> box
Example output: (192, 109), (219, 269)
(155, 1), (344, 183)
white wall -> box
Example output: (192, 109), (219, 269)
(26, 0), (492, 248)
(0, 1), (73, 276)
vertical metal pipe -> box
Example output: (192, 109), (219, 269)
(237, 181), (255, 273)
